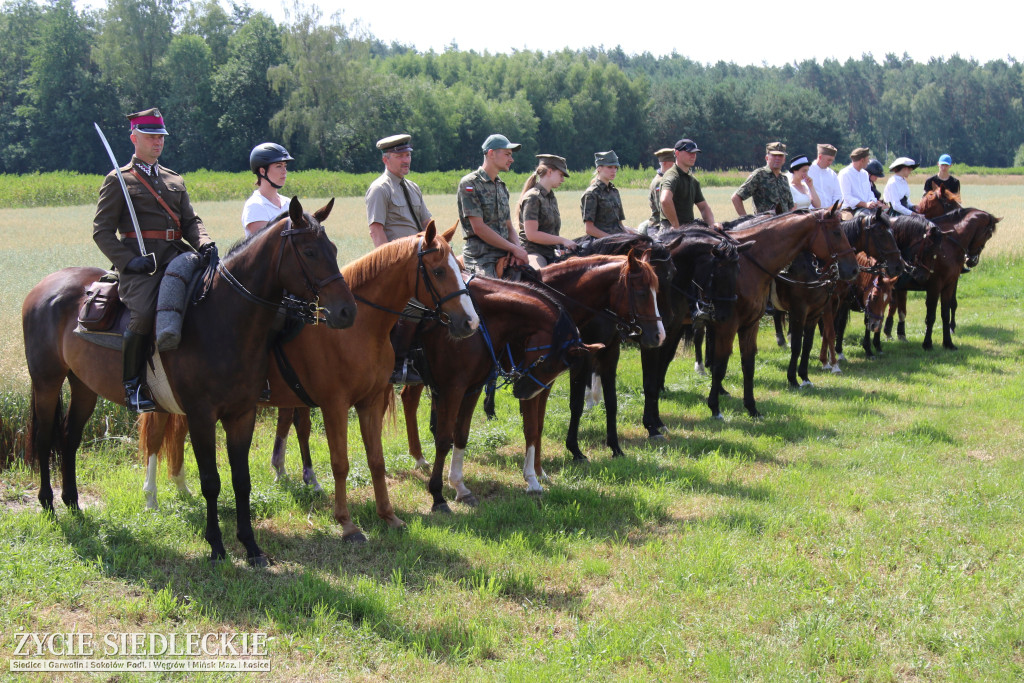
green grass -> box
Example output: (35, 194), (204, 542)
(1, 184), (1023, 680)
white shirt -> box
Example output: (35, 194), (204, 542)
(883, 175), (914, 215)
(807, 162), (841, 208)
(838, 165), (875, 210)
(241, 190), (287, 237)
(786, 173), (813, 209)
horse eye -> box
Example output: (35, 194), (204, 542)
(433, 267), (446, 278)
(303, 247), (318, 258)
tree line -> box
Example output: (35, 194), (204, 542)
(3, 0), (1023, 177)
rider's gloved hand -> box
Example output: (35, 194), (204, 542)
(122, 255), (156, 274)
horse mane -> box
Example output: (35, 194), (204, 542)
(342, 234), (420, 289)
(889, 213), (934, 242)
(840, 214), (868, 246)
(223, 210), (321, 264)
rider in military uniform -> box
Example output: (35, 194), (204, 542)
(731, 141), (796, 215)
(93, 108), (216, 412)
(457, 134), (529, 277)
(581, 150), (632, 237)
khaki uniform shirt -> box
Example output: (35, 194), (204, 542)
(93, 158), (211, 331)
(660, 164), (706, 225)
(580, 180), (626, 234)
(458, 167), (511, 275)
(735, 166), (795, 213)
(517, 185), (562, 263)
(364, 170), (432, 241)
(647, 171), (665, 225)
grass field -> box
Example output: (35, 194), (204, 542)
(1, 181), (1023, 680)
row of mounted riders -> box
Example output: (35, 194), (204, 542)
(23, 190), (997, 565)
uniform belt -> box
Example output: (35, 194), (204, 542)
(124, 230), (182, 241)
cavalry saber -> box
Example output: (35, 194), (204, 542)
(94, 122), (157, 275)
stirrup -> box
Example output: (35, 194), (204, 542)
(389, 359), (422, 385)
(125, 380), (157, 413)
(259, 380), (271, 402)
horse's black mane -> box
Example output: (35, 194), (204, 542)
(889, 213), (935, 243)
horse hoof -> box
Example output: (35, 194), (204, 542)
(570, 454), (589, 464)
(694, 362), (706, 375)
(208, 552), (228, 566)
(800, 381), (813, 389)
(526, 488), (544, 497)
(456, 493), (479, 507)
(712, 413), (724, 421)
(831, 366), (842, 375)
(432, 502), (453, 514)
(414, 459), (431, 473)
(898, 336), (908, 342)
(342, 532), (368, 544)
(248, 553), (274, 568)
(821, 363), (831, 371)
(944, 344), (958, 351)
(611, 451), (626, 458)
(649, 433), (667, 442)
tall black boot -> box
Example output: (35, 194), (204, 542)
(389, 319), (422, 385)
(122, 330), (157, 413)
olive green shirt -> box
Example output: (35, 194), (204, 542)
(517, 185), (562, 263)
(659, 163), (706, 225)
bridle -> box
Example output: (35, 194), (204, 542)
(941, 213), (995, 266)
(208, 221), (344, 325)
(353, 236), (470, 325)
(608, 265), (663, 340)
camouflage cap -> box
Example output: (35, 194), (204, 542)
(655, 147), (675, 161)
(766, 141), (787, 156)
(849, 147), (871, 161)
(537, 154), (570, 177)
(594, 150), (620, 167)
(482, 134), (521, 152)
(817, 143), (838, 156)
(128, 108), (168, 136)
(376, 133), (413, 153)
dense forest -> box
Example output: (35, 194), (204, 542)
(3, 0), (1023, 175)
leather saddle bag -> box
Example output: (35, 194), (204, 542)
(78, 280), (122, 332)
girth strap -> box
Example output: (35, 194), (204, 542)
(271, 343), (319, 408)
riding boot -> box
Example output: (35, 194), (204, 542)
(389, 318), (422, 385)
(122, 330), (157, 413)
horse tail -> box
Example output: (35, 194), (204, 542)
(382, 386), (398, 427)
(27, 391), (65, 468)
(162, 414), (189, 478)
(681, 322), (696, 350)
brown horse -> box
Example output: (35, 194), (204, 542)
(701, 205), (859, 418)
(23, 197), (356, 565)
(916, 187), (962, 218)
(883, 209), (999, 350)
(851, 253), (899, 358)
(517, 251), (664, 487)
(139, 222), (480, 542)
(400, 276), (596, 511)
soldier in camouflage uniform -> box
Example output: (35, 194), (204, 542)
(638, 147), (676, 235)
(517, 154), (576, 268)
(731, 141), (795, 215)
(458, 134), (528, 277)
(581, 150), (633, 237)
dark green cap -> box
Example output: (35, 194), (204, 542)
(537, 154), (570, 177)
(482, 134), (521, 152)
(594, 150), (619, 167)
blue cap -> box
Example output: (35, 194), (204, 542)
(938, 154), (952, 166)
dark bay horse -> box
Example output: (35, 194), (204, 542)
(883, 209), (999, 350)
(23, 198), (356, 565)
(400, 276), (596, 510)
(524, 250), (665, 465)
(139, 222), (479, 542)
(639, 225), (748, 437)
(700, 206), (859, 418)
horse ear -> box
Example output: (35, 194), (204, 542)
(568, 342), (605, 357)
(423, 220), (437, 245)
(288, 196), (305, 228)
(737, 240), (756, 252)
(313, 198), (335, 224)
(441, 221), (458, 244)
(626, 248), (640, 268)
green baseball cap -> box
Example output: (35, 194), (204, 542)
(482, 134), (521, 152)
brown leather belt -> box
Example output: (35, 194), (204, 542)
(124, 230), (182, 241)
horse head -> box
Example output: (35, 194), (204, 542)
(862, 271), (895, 333)
(608, 249), (665, 349)
(253, 196), (356, 329)
(960, 210), (999, 267)
(808, 204), (859, 281)
(863, 209), (905, 277)
(670, 228), (748, 324)
(415, 220), (479, 338)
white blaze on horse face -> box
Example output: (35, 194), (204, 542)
(448, 447), (473, 500)
(448, 254), (480, 329)
(523, 445), (542, 492)
(652, 288), (666, 345)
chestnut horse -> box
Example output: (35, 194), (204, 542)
(916, 187), (962, 218)
(139, 222), (479, 542)
(23, 198), (356, 565)
(882, 209), (999, 350)
(400, 276), (595, 511)
(700, 205), (859, 418)
(850, 253), (899, 359)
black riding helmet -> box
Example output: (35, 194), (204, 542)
(865, 158), (885, 178)
(250, 142), (294, 188)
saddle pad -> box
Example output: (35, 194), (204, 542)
(149, 351), (184, 415)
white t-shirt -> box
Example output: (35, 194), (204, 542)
(241, 190), (287, 237)
(883, 175), (914, 215)
(787, 174), (813, 210)
(807, 162), (841, 208)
